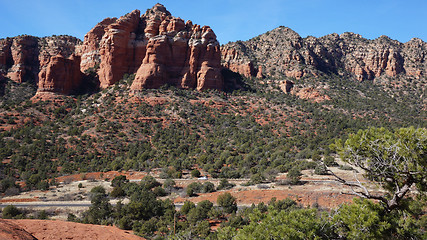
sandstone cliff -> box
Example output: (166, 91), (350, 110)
(221, 26), (427, 82)
(0, 35), (82, 86)
(78, 3), (223, 91)
(37, 53), (82, 94)
(1, 4), (223, 96)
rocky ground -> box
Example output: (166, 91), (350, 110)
(0, 219), (144, 240)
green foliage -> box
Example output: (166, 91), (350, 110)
(140, 175), (161, 191)
(217, 178), (235, 190)
(286, 167), (302, 185)
(180, 200), (196, 215)
(191, 169), (201, 178)
(314, 163), (328, 175)
(331, 198), (390, 240)
(110, 186), (126, 198)
(221, 208), (331, 240)
(201, 181), (216, 193)
(2, 205), (22, 219)
(37, 210), (48, 220)
(111, 175), (128, 187)
(217, 192), (237, 214)
(186, 182), (202, 196)
(332, 127), (427, 210)
(84, 186), (112, 224)
(323, 155), (337, 166)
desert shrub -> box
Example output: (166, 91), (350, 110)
(186, 182), (202, 196)
(180, 200), (196, 215)
(217, 192), (237, 214)
(314, 163), (328, 175)
(2, 205), (22, 219)
(217, 178), (235, 190)
(191, 169), (201, 178)
(110, 186), (126, 198)
(286, 167), (302, 185)
(201, 182), (215, 193)
(324, 156), (338, 166)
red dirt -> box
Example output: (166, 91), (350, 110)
(8, 219), (145, 240)
(0, 198), (38, 203)
(0, 220), (36, 240)
(55, 171), (147, 183)
(175, 189), (354, 209)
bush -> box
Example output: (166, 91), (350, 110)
(2, 205), (22, 219)
(153, 186), (167, 197)
(111, 175), (128, 187)
(186, 182), (202, 196)
(191, 169), (201, 178)
(217, 192), (237, 214)
(217, 178), (235, 190)
(324, 156), (338, 166)
(314, 164), (328, 175)
(110, 186), (126, 198)
(286, 167), (302, 185)
(180, 200), (196, 215)
(37, 210), (48, 220)
(201, 182), (215, 193)
(140, 175), (161, 190)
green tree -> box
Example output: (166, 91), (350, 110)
(217, 178), (235, 190)
(180, 200), (196, 215)
(2, 205), (22, 219)
(201, 182), (215, 193)
(217, 192), (237, 214)
(286, 167), (302, 185)
(84, 186), (112, 224)
(186, 182), (202, 196)
(111, 175), (128, 187)
(331, 198), (390, 240)
(221, 208), (331, 240)
(191, 169), (201, 178)
(331, 127), (427, 211)
(140, 175), (161, 191)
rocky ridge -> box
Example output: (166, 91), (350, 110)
(76, 3), (223, 91)
(0, 35), (81, 84)
(1, 4), (223, 97)
(221, 26), (427, 83)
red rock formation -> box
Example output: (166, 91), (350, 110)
(256, 65), (264, 78)
(77, 18), (117, 72)
(75, 4), (223, 91)
(0, 35), (81, 94)
(10, 219), (144, 240)
(221, 45), (256, 78)
(97, 10), (142, 88)
(37, 53), (82, 94)
(0, 220), (36, 240)
(279, 80), (294, 93)
(0, 38), (13, 71)
(221, 26), (426, 82)
(130, 4), (223, 91)
(6, 36), (39, 83)
(291, 87), (331, 102)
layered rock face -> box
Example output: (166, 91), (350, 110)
(221, 43), (256, 78)
(1, 3), (223, 96)
(221, 26), (427, 81)
(3, 36), (39, 83)
(78, 3), (223, 91)
(0, 35), (82, 86)
(37, 53), (82, 94)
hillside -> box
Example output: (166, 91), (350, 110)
(0, 2), (425, 197)
(0, 3), (426, 240)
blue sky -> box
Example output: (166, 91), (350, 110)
(0, 0), (426, 44)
